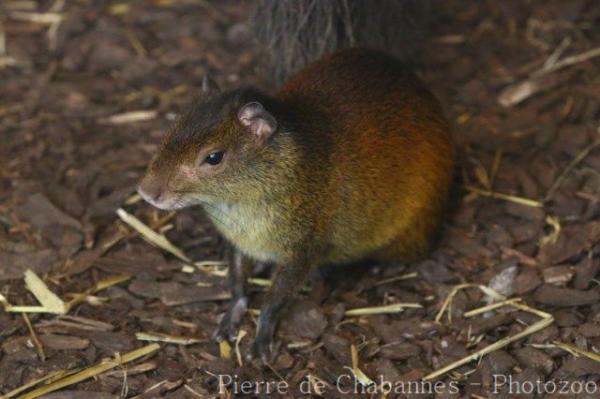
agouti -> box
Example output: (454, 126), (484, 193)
(138, 48), (454, 361)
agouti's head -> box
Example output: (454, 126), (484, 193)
(138, 88), (283, 210)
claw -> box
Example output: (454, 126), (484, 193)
(248, 335), (273, 364)
(212, 296), (248, 342)
(247, 319), (279, 364)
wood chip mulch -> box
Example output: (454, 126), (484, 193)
(1, 1), (599, 397)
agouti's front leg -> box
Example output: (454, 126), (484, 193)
(251, 259), (308, 363)
(213, 250), (250, 342)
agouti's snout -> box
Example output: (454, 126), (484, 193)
(137, 177), (162, 204)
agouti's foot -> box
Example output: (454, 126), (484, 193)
(248, 332), (275, 364)
(212, 296), (248, 342)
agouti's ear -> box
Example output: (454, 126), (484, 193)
(237, 102), (277, 142)
(201, 75), (220, 96)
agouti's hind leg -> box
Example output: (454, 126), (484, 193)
(213, 250), (250, 342)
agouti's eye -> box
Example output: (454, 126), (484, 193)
(204, 151), (224, 166)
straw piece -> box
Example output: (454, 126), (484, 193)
(100, 110), (157, 125)
(2, 273), (130, 315)
(181, 265), (196, 273)
(248, 309), (261, 316)
(117, 208), (192, 263)
(509, 301), (553, 320)
(64, 274), (131, 311)
(423, 300), (554, 381)
(184, 261), (226, 276)
(499, 46), (600, 107)
(539, 215), (561, 246)
(344, 344), (375, 387)
(2, 370), (74, 399)
(2, 305), (48, 313)
(478, 285), (506, 302)
(541, 46), (600, 76)
(219, 340), (232, 359)
(464, 185), (543, 208)
(124, 193), (142, 205)
(497, 77), (549, 107)
(22, 313), (45, 361)
(287, 340), (313, 349)
(0, 293), (9, 307)
(135, 332), (202, 345)
(194, 260), (228, 267)
(435, 283), (477, 323)
(103, 361), (157, 378)
(345, 303), (422, 316)
(109, 3), (130, 15)
(551, 341), (600, 363)
(247, 278), (272, 287)
(0, 55), (17, 68)
(193, 261), (229, 276)
(0, 291), (46, 313)
(24, 269), (67, 314)
(463, 298), (521, 318)
(16, 344), (160, 399)
(372, 272), (418, 287)
(9, 11), (62, 24)
(234, 330), (247, 367)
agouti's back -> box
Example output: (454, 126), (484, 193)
(275, 48), (454, 265)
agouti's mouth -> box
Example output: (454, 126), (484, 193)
(138, 190), (187, 211)
(137, 178), (184, 210)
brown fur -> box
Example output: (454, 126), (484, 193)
(275, 49), (454, 265)
(139, 48), (454, 359)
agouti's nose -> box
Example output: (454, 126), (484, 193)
(138, 177), (163, 204)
